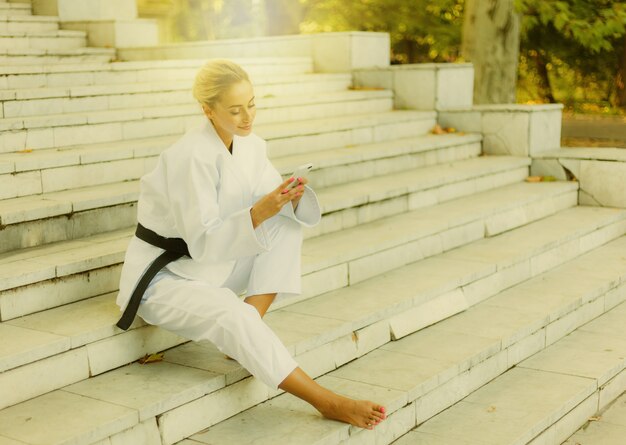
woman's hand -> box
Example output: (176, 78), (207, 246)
(250, 177), (304, 228)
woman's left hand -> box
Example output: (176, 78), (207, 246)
(291, 176), (308, 210)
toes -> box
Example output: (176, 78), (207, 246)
(372, 410), (385, 419)
(372, 406), (387, 420)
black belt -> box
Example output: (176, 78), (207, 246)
(116, 223), (190, 330)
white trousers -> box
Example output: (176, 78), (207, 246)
(136, 215), (301, 389)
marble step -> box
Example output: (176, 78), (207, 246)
(0, 15), (59, 33)
(563, 390), (626, 444)
(0, 29), (86, 50)
(0, 129), (478, 199)
(0, 46), (115, 65)
(0, 73), (353, 118)
(0, 180), (577, 321)
(0, 2), (30, 15)
(0, 110), (435, 182)
(1, 204), (620, 413)
(395, 281), (626, 445)
(190, 241), (626, 445)
(0, 154), (528, 253)
(0, 90), (394, 153)
(0, 57), (314, 89)
(2, 212), (625, 444)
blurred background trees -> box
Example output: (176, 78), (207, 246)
(137, 0), (626, 113)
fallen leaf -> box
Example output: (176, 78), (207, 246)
(526, 176), (542, 182)
(588, 416), (601, 421)
(17, 148), (33, 153)
(542, 176), (557, 182)
(445, 127), (456, 133)
(431, 124), (446, 135)
(138, 352), (164, 364)
(487, 405), (496, 412)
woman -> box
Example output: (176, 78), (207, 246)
(116, 59), (387, 430)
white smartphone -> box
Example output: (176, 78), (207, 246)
(285, 163), (313, 190)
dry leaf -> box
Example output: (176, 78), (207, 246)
(526, 176), (542, 183)
(588, 416), (601, 422)
(17, 148), (33, 153)
(445, 127), (456, 133)
(487, 405), (497, 412)
(431, 124), (446, 135)
(138, 352), (164, 364)
(542, 176), (557, 182)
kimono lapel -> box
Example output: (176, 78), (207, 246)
(202, 122), (252, 203)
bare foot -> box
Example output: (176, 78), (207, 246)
(317, 394), (386, 430)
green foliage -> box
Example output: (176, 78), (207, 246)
(515, 0), (626, 109)
(299, 0), (465, 63)
(516, 0), (626, 53)
(162, 0), (626, 111)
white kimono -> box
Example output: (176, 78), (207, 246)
(116, 122), (321, 389)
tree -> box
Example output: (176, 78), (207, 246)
(264, 0), (307, 36)
(462, 0), (521, 104)
(618, 35), (626, 107)
(300, 0), (464, 64)
(516, 0), (626, 108)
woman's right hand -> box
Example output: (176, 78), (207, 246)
(250, 177), (304, 228)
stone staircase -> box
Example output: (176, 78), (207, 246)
(0, 1), (113, 65)
(1, 2), (626, 444)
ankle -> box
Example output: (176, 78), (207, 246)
(314, 391), (343, 414)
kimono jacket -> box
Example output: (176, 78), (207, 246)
(116, 122), (322, 312)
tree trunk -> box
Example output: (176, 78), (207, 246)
(462, 0), (521, 104)
(264, 0), (304, 36)
(616, 35), (626, 108)
(533, 51), (556, 103)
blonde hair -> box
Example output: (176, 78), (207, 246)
(192, 59), (250, 107)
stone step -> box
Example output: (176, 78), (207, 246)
(0, 130), (478, 198)
(2, 211), (624, 444)
(273, 132), (482, 190)
(0, 30), (86, 50)
(0, 180), (577, 321)
(0, 73), (353, 118)
(0, 109), (434, 177)
(0, 154), (527, 253)
(0, 15), (59, 33)
(563, 391), (626, 444)
(0, 57), (314, 89)
(0, 3), (30, 15)
(395, 282), (626, 445)
(0, 46), (115, 65)
(0, 90), (394, 153)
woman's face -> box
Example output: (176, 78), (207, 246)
(203, 80), (256, 140)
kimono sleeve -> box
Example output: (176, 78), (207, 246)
(167, 153), (270, 262)
(254, 155), (322, 228)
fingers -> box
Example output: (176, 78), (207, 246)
(281, 183), (305, 198)
(277, 177), (296, 194)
